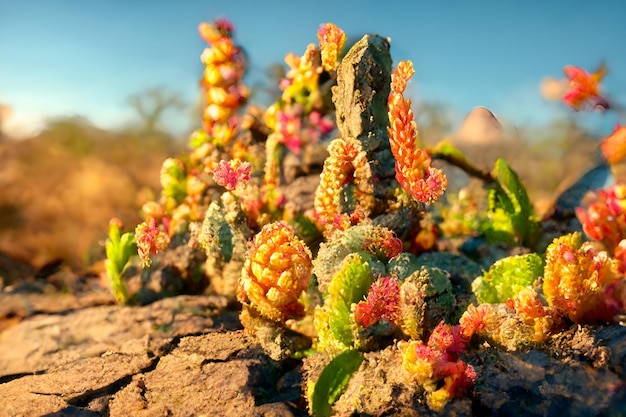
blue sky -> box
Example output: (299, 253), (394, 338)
(1, 0), (625, 137)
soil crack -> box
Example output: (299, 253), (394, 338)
(0, 370), (46, 384)
(60, 331), (205, 410)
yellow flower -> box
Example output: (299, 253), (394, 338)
(317, 23), (346, 72)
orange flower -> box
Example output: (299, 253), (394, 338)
(562, 64), (609, 111)
(601, 125), (626, 164)
(198, 18), (234, 44)
(388, 60), (447, 204)
(543, 232), (620, 323)
(390, 60), (414, 95)
(458, 304), (489, 340)
(507, 287), (555, 342)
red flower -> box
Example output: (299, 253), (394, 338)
(354, 276), (400, 327)
(135, 216), (170, 268)
(562, 64), (609, 111)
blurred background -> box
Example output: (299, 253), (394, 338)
(1, 0), (625, 277)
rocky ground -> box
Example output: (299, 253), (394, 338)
(0, 290), (305, 417)
(0, 282), (625, 417)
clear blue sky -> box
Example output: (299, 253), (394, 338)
(1, 0), (625, 137)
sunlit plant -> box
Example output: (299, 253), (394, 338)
(100, 15), (626, 416)
(104, 218), (136, 304)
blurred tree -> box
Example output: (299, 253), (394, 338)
(40, 115), (100, 157)
(127, 87), (186, 134)
(414, 101), (455, 144)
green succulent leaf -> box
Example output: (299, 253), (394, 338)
(327, 253), (375, 347)
(472, 253), (544, 304)
(311, 349), (364, 417)
(493, 158), (532, 215)
(198, 201), (235, 262)
(189, 128), (210, 148)
(482, 158), (541, 248)
(104, 222), (136, 305)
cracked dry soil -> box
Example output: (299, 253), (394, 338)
(0, 294), (305, 417)
(2, 290), (626, 417)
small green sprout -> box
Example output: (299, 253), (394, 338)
(481, 158), (542, 248)
(314, 253), (375, 353)
(105, 218), (136, 304)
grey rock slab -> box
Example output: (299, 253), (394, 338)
(0, 348), (154, 417)
(109, 331), (298, 417)
(0, 297), (301, 416)
(0, 295), (235, 376)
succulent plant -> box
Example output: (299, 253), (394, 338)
(104, 218), (136, 304)
(238, 221), (313, 324)
(471, 253), (543, 304)
(400, 322), (476, 412)
(543, 232), (620, 323)
(100, 17), (626, 416)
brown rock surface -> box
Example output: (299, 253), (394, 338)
(0, 294), (306, 417)
(0, 295), (234, 376)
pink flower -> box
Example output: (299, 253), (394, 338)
(562, 64), (609, 111)
(135, 217), (170, 268)
(309, 111), (335, 136)
(214, 18), (234, 35)
(428, 322), (466, 355)
(213, 159), (252, 190)
(576, 185), (626, 251)
(354, 276), (400, 327)
(400, 324), (475, 412)
(276, 109), (303, 154)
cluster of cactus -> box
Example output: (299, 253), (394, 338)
(104, 18), (626, 415)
